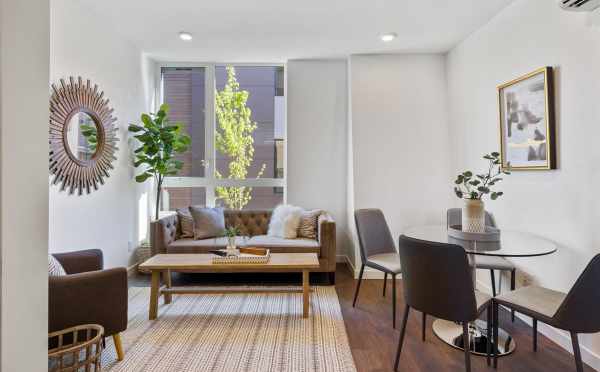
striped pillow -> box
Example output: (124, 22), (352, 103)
(177, 208), (195, 238)
(297, 209), (322, 239)
(48, 255), (66, 276)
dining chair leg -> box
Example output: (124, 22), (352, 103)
(486, 305), (492, 366)
(510, 269), (516, 322)
(394, 305), (410, 371)
(490, 269), (497, 297)
(493, 301), (499, 369)
(533, 318), (538, 352)
(383, 272), (387, 297)
(352, 264), (365, 307)
(571, 332), (584, 372)
(422, 312), (427, 341)
(462, 322), (471, 372)
(392, 273), (397, 328)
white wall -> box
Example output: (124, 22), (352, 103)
(0, 0), (50, 369)
(447, 0), (600, 368)
(350, 54), (452, 272)
(49, 0), (150, 268)
(286, 60), (351, 259)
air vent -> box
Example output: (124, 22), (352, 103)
(559, 0), (600, 11)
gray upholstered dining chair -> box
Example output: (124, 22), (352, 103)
(493, 254), (600, 372)
(448, 208), (516, 321)
(395, 235), (492, 372)
(353, 209), (402, 328)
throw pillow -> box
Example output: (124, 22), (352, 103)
(189, 206), (225, 240)
(177, 208), (195, 238)
(268, 204), (303, 239)
(48, 255), (66, 276)
(297, 209), (322, 239)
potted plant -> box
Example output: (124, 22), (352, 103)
(129, 104), (191, 220)
(223, 226), (241, 255)
(453, 152), (511, 233)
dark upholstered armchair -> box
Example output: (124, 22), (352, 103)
(49, 249), (128, 361)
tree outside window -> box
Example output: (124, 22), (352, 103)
(214, 66), (266, 210)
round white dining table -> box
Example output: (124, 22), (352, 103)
(402, 225), (558, 357)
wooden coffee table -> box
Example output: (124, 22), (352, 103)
(139, 253), (320, 320)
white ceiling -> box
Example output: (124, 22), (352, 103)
(82, 0), (513, 62)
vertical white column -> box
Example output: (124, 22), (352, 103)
(0, 0), (50, 369)
(205, 64), (216, 206)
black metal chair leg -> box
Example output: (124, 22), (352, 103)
(383, 272), (387, 297)
(392, 273), (397, 328)
(571, 332), (584, 372)
(493, 301), (499, 369)
(490, 269), (497, 297)
(510, 269), (516, 322)
(486, 305), (492, 366)
(463, 322), (471, 372)
(533, 318), (538, 352)
(422, 312), (427, 341)
(352, 264), (365, 307)
(394, 305), (410, 371)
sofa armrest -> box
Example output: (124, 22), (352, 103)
(318, 213), (336, 272)
(52, 249), (103, 274)
(150, 213), (179, 256)
(49, 268), (128, 336)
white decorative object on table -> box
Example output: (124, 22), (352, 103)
(226, 236), (237, 251)
(462, 199), (486, 233)
(223, 226), (241, 256)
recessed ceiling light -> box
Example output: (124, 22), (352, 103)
(380, 32), (397, 42)
(179, 32), (193, 41)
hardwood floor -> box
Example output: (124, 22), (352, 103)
(130, 263), (592, 372)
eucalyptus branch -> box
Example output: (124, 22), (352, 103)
(453, 152), (511, 201)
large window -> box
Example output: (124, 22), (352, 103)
(160, 64), (285, 211)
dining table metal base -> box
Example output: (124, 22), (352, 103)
(432, 319), (515, 357)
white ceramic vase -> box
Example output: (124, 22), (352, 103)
(462, 199), (486, 233)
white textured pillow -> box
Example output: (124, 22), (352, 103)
(268, 205), (303, 239)
(48, 255), (66, 276)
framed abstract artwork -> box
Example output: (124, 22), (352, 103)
(497, 67), (556, 170)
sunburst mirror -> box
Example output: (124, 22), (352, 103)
(49, 77), (118, 195)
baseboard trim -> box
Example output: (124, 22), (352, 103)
(350, 261), (402, 280)
(336, 254), (356, 276)
(335, 256), (388, 279)
(476, 279), (600, 371)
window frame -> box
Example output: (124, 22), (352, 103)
(156, 62), (287, 209)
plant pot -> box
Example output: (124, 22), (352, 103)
(462, 199), (486, 233)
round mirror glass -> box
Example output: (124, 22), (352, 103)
(66, 112), (99, 161)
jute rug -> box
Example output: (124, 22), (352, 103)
(102, 286), (357, 372)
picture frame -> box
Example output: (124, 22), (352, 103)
(497, 66), (556, 170)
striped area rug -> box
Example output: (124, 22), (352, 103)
(102, 286), (356, 372)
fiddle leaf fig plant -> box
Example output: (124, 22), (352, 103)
(129, 103), (191, 220)
(454, 152), (511, 201)
(80, 123), (98, 153)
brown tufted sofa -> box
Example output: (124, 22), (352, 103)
(150, 209), (337, 282)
